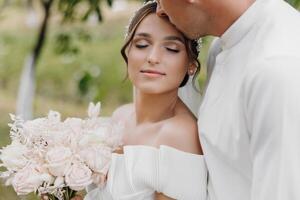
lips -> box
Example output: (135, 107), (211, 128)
(140, 69), (166, 76)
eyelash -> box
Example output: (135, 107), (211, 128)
(166, 48), (180, 53)
(135, 44), (148, 49)
(135, 44), (180, 53)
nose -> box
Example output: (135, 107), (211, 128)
(147, 47), (160, 65)
(156, 3), (168, 17)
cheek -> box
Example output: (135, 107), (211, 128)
(127, 49), (146, 79)
(166, 56), (189, 84)
(127, 48), (146, 66)
(175, 54), (189, 74)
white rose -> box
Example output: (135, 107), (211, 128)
(94, 119), (123, 148)
(53, 176), (65, 187)
(23, 118), (47, 136)
(65, 162), (93, 191)
(0, 141), (28, 171)
(12, 164), (52, 195)
(79, 124), (113, 147)
(64, 118), (83, 137)
(47, 129), (75, 149)
(45, 147), (72, 177)
(78, 132), (106, 147)
(61, 118), (84, 149)
(79, 146), (111, 173)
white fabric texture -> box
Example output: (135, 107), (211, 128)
(178, 76), (202, 117)
(85, 145), (207, 200)
(199, 0), (300, 200)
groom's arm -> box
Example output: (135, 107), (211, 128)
(245, 57), (300, 200)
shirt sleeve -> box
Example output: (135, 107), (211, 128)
(244, 57), (300, 200)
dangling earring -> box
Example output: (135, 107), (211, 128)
(188, 68), (195, 76)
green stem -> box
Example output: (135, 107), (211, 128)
(40, 187), (76, 200)
(49, 194), (57, 200)
(64, 187), (76, 200)
(69, 189), (75, 198)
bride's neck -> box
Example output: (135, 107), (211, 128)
(134, 89), (178, 125)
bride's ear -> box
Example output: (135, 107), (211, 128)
(188, 62), (197, 76)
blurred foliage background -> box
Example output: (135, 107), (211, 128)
(0, 0), (299, 199)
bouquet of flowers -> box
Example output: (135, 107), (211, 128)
(0, 102), (123, 200)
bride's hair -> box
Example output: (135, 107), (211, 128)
(120, 1), (201, 88)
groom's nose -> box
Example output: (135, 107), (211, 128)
(156, 3), (168, 17)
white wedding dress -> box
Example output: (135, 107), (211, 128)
(85, 145), (207, 200)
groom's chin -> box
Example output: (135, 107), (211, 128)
(176, 27), (200, 40)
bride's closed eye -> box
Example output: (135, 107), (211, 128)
(133, 39), (149, 49)
(136, 44), (148, 49)
(165, 47), (180, 53)
(132, 38), (181, 53)
(164, 43), (181, 53)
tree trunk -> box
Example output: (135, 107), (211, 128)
(16, 0), (53, 120)
(26, 0), (39, 28)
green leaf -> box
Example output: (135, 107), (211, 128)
(106, 0), (113, 7)
(78, 71), (93, 96)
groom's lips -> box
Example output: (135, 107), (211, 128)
(140, 69), (166, 77)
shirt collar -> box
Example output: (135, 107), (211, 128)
(220, 0), (268, 50)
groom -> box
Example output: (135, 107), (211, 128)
(157, 0), (300, 200)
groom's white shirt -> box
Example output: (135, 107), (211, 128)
(198, 0), (300, 200)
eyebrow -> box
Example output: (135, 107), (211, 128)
(135, 32), (185, 44)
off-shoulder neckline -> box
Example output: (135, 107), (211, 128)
(113, 144), (203, 157)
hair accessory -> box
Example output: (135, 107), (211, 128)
(144, 0), (156, 5)
(124, 0), (156, 39)
(195, 38), (203, 53)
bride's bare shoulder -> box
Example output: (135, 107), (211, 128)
(160, 112), (203, 155)
(112, 103), (134, 122)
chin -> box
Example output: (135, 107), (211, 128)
(134, 81), (179, 95)
(182, 26), (204, 40)
(137, 85), (179, 95)
(135, 84), (167, 95)
(137, 87), (163, 95)
(189, 31), (203, 40)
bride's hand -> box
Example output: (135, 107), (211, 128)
(155, 192), (175, 200)
(71, 195), (83, 200)
(113, 146), (124, 154)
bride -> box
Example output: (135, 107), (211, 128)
(81, 1), (207, 199)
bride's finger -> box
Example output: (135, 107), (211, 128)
(113, 146), (124, 154)
(71, 195), (83, 200)
(41, 194), (49, 200)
